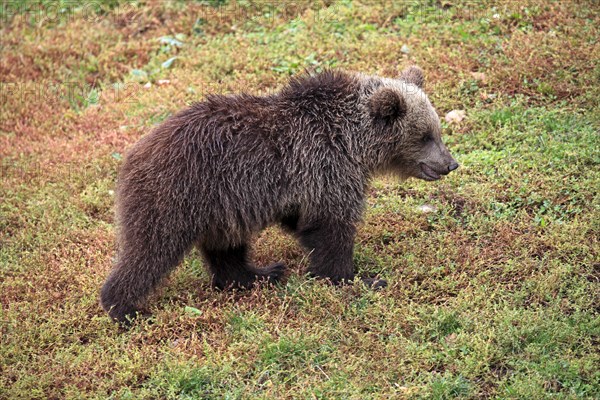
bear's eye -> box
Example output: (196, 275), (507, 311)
(421, 134), (433, 143)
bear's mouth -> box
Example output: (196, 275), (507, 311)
(419, 163), (441, 181)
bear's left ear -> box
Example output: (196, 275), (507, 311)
(400, 66), (425, 89)
(369, 87), (407, 121)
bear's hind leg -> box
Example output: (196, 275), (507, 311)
(201, 244), (285, 290)
(101, 230), (194, 324)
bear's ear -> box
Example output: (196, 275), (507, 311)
(400, 66), (425, 89)
(369, 87), (407, 121)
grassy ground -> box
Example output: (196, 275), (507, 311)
(1, 0), (599, 398)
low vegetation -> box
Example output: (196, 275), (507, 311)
(1, 0), (598, 398)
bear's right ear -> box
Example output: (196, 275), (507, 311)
(369, 87), (407, 121)
(400, 66), (425, 89)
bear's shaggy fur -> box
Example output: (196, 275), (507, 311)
(101, 66), (458, 323)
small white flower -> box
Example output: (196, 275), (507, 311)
(417, 204), (437, 213)
(445, 110), (466, 124)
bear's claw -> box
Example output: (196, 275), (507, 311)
(361, 277), (388, 290)
(260, 262), (287, 283)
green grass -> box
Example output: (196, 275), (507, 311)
(1, 0), (599, 398)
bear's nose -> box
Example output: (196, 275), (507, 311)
(448, 162), (459, 172)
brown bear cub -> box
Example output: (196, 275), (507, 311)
(101, 66), (459, 323)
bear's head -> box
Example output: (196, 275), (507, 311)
(366, 66), (459, 181)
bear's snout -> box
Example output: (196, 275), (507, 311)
(447, 162), (459, 173)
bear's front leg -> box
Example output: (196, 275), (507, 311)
(298, 219), (356, 284)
